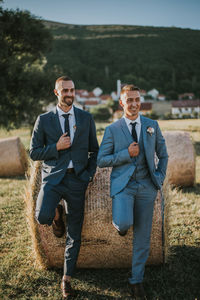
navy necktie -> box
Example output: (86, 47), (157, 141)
(130, 122), (138, 143)
(62, 114), (70, 137)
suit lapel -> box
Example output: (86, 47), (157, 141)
(72, 106), (81, 145)
(141, 115), (151, 160)
(51, 107), (63, 137)
(119, 118), (133, 145)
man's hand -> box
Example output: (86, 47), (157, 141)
(56, 133), (71, 151)
(128, 142), (139, 157)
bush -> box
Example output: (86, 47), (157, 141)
(90, 105), (111, 122)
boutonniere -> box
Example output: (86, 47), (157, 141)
(147, 127), (154, 136)
(73, 125), (77, 131)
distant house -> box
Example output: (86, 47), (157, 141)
(93, 87), (103, 97)
(111, 91), (119, 101)
(76, 89), (89, 103)
(178, 93), (195, 100)
(157, 94), (166, 101)
(147, 89), (159, 99)
(100, 94), (112, 104)
(76, 90), (101, 105)
(76, 89), (88, 96)
(139, 89), (146, 102)
(172, 100), (200, 117)
(140, 89), (147, 97)
(140, 102), (152, 115)
(84, 100), (99, 110)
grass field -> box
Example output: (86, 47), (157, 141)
(0, 120), (200, 299)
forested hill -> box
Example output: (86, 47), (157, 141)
(43, 20), (200, 96)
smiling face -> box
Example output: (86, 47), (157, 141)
(120, 90), (141, 120)
(54, 80), (75, 111)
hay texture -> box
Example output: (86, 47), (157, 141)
(25, 162), (164, 269)
(163, 131), (195, 187)
(0, 137), (28, 176)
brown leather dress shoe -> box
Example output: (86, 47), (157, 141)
(52, 204), (65, 238)
(61, 279), (75, 299)
(130, 283), (147, 300)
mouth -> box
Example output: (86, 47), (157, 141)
(63, 97), (74, 103)
(64, 97), (73, 101)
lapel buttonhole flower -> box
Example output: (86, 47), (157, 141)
(147, 127), (154, 136)
(73, 125), (77, 131)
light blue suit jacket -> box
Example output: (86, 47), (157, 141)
(97, 115), (168, 197)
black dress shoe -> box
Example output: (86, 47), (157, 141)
(130, 283), (147, 300)
(52, 204), (65, 238)
(118, 230), (128, 236)
(61, 278), (75, 299)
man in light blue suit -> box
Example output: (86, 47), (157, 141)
(30, 76), (99, 299)
(97, 84), (168, 299)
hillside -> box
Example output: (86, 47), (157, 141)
(43, 20), (200, 95)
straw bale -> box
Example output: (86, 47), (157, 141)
(163, 131), (195, 186)
(0, 137), (28, 176)
(25, 162), (164, 269)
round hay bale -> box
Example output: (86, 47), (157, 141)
(0, 137), (28, 176)
(25, 162), (164, 269)
(163, 131), (195, 187)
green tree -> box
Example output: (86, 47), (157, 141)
(90, 105), (111, 122)
(0, 5), (53, 128)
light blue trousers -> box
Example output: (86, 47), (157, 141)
(112, 177), (158, 284)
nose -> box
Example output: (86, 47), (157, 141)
(65, 91), (72, 97)
(131, 102), (137, 107)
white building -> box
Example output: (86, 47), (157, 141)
(93, 87), (103, 97)
(172, 100), (200, 117)
(147, 89), (159, 99)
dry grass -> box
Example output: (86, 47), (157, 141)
(158, 118), (200, 132)
(0, 120), (200, 299)
(0, 127), (31, 150)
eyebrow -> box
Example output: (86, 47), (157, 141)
(127, 97), (140, 100)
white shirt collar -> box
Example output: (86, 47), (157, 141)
(56, 105), (74, 117)
(123, 114), (141, 126)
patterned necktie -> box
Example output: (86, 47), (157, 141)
(130, 122), (138, 143)
(62, 114), (70, 137)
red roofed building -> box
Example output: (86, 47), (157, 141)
(140, 89), (147, 96)
(100, 94), (112, 104)
(172, 100), (200, 117)
(84, 100), (99, 110)
(158, 94), (166, 101)
(178, 93), (195, 100)
(140, 102), (152, 114)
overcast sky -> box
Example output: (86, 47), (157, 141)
(2, 0), (200, 30)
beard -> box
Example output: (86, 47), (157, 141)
(61, 96), (74, 107)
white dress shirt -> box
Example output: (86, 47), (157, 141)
(123, 114), (141, 142)
(57, 105), (76, 168)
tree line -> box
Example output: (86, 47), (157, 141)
(1, 5), (200, 129)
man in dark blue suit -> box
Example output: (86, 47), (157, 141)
(30, 76), (99, 299)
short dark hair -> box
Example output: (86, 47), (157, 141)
(55, 76), (72, 88)
(120, 84), (140, 98)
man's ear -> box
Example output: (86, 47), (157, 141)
(119, 99), (124, 108)
(54, 89), (58, 96)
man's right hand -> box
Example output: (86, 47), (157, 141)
(56, 133), (71, 151)
(128, 142), (140, 157)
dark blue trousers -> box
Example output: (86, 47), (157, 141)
(35, 172), (87, 276)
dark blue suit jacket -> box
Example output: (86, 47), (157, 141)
(30, 106), (99, 185)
